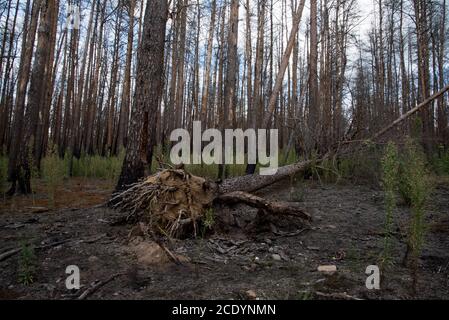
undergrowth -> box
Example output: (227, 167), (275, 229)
(18, 241), (36, 286)
(71, 152), (124, 181)
(41, 146), (67, 207)
(399, 138), (432, 293)
(380, 141), (399, 269)
(432, 145), (449, 176)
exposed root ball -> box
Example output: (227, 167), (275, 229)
(111, 169), (216, 238)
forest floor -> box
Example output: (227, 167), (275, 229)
(1, 177), (449, 300)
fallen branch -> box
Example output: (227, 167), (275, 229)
(0, 239), (70, 262)
(217, 191), (312, 222)
(0, 248), (21, 262)
(0, 236), (104, 263)
(272, 227), (308, 237)
(78, 234), (107, 244)
(147, 227), (184, 266)
(77, 273), (125, 300)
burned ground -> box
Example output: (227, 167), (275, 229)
(1, 179), (448, 300)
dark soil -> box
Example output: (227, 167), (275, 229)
(1, 179), (448, 300)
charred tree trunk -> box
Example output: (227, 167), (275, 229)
(116, 0), (168, 190)
(7, 0), (40, 195)
(115, 0), (136, 155)
(218, 0), (239, 180)
(199, 0), (216, 125)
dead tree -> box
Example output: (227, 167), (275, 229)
(112, 82), (449, 238)
(116, 0), (168, 190)
(7, 0), (40, 195)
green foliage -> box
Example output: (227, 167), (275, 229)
(317, 141), (382, 185)
(186, 164), (219, 180)
(153, 148), (256, 180)
(432, 146), (449, 176)
(401, 139), (431, 249)
(18, 242), (36, 286)
(41, 146), (67, 207)
(71, 152), (124, 182)
(398, 138), (432, 291)
(201, 208), (215, 237)
(187, 163), (253, 180)
(411, 117), (423, 141)
(0, 156), (7, 196)
(398, 139), (431, 208)
(314, 158), (341, 184)
(280, 148), (299, 166)
(380, 141), (399, 267)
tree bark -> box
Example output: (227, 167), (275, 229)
(115, 0), (135, 155)
(116, 0), (168, 190)
(199, 0), (216, 126)
(218, 0), (239, 180)
(308, 0), (319, 152)
(7, 0), (40, 194)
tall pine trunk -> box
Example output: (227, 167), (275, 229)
(116, 0), (168, 190)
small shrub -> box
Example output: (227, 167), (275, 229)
(18, 242), (36, 286)
(399, 138), (432, 292)
(380, 141), (399, 268)
(201, 208), (215, 237)
(432, 146), (449, 176)
(398, 139), (431, 207)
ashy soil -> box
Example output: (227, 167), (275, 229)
(1, 178), (448, 300)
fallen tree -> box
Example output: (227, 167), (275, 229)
(110, 167), (312, 238)
(111, 85), (449, 239)
(219, 84), (449, 197)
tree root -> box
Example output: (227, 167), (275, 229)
(110, 168), (313, 239)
